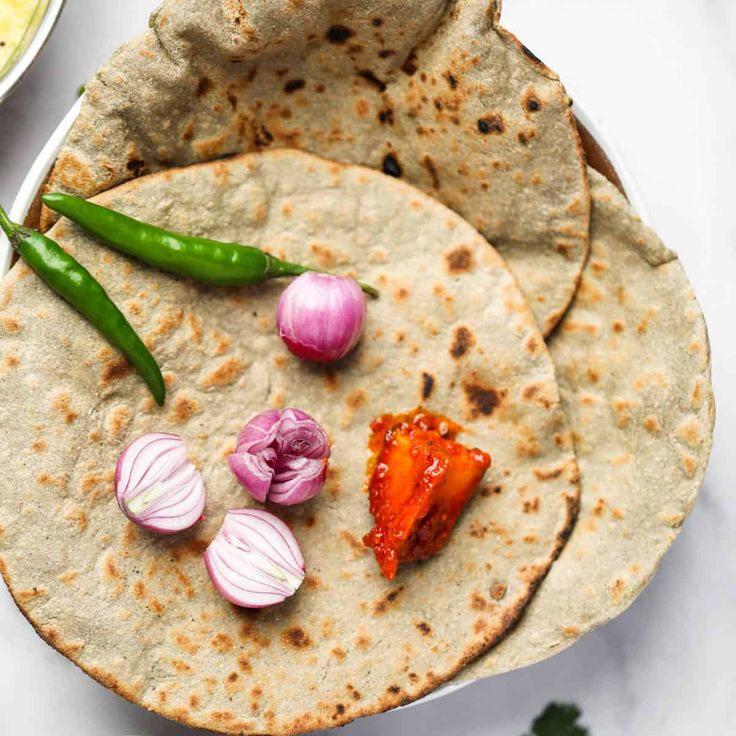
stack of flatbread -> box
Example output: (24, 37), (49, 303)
(0, 1), (712, 733)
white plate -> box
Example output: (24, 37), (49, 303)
(0, 97), (651, 710)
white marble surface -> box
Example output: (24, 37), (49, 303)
(0, 1), (734, 733)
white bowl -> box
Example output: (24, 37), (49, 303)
(0, 0), (67, 104)
(0, 96), (651, 710)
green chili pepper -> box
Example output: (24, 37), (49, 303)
(0, 205), (166, 405)
(42, 193), (379, 298)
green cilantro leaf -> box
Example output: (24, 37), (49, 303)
(525, 702), (589, 736)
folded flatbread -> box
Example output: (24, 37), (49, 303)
(458, 168), (714, 681)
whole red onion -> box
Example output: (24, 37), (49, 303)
(276, 272), (367, 363)
(228, 408), (330, 505)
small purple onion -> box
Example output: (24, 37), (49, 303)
(228, 408), (330, 505)
(115, 432), (206, 533)
(276, 272), (367, 363)
(204, 509), (305, 608)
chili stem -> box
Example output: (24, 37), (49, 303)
(0, 205), (22, 247)
(272, 259), (380, 298)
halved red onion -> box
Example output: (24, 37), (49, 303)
(115, 432), (206, 533)
(204, 509), (305, 608)
(228, 408), (330, 505)
(276, 272), (367, 363)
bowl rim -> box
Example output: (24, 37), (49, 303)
(0, 0), (67, 105)
(0, 93), (653, 710)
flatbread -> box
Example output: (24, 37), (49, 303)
(0, 151), (579, 734)
(458, 169), (714, 681)
(42, 0), (589, 335)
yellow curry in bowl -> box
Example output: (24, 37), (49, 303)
(0, 0), (48, 76)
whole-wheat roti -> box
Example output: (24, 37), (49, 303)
(457, 169), (714, 682)
(0, 151), (579, 734)
(42, 0), (589, 335)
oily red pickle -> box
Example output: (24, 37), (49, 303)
(363, 408), (491, 580)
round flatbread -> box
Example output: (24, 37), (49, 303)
(43, 0), (589, 335)
(0, 151), (579, 734)
(458, 168), (714, 681)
